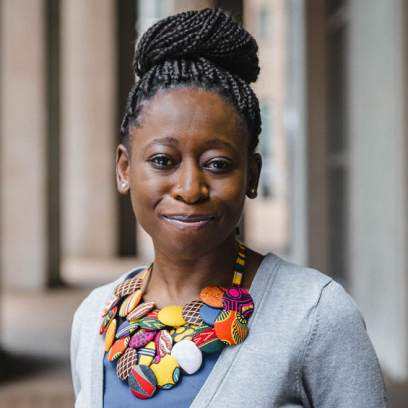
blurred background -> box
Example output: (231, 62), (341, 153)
(0, 0), (407, 406)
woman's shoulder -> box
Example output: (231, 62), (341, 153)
(254, 253), (358, 318)
(255, 253), (332, 296)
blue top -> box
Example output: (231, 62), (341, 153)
(103, 350), (221, 407)
(103, 267), (221, 407)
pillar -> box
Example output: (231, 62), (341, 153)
(348, 0), (408, 381)
(0, 0), (48, 289)
(61, 0), (118, 257)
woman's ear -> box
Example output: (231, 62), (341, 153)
(247, 153), (262, 199)
(116, 144), (130, 194)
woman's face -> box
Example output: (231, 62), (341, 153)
(116, 88), (261, 258)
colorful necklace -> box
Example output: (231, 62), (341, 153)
(99, 242), (254, 399)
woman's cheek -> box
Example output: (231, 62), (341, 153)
(219, 174), (247, 201)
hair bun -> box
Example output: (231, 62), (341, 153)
(134, 8), (259, 83)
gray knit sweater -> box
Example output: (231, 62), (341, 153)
(71, 253), (390, 407)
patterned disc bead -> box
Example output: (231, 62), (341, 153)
(102, 295), (119, 318)
(145, 309), (160, 318)
(119, 290), (142, 317)
(115, 319), (140, 339)
(100, 306), (118, 334)
(114, 276), (143, 298)
(222, 286), (254, 318)
(139, 317), (165, 331)
(182, 300), (204, 326)
(127, 301), (155, 321)
(108, 335), (131, 361)
(129, 329), (156, 349)
(138, 341), (156, 366)
(193, 327), (224, 353)
(116, 347), (138, 380)
(214, 310), (248, 345)
(150, 354), (181, 390)
(128, 365), (157, 399)
(170, 325), (196, 342)
(194, 322), (210, 335)
(154, 330), (173, 355)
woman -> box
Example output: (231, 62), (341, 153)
(71, 8), (389, 407)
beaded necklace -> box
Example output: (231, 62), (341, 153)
(99, 242), (254, 399)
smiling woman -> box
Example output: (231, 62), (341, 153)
(116, 88), (259, 261)
(70, 7), (389, 408)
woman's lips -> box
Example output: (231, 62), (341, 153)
(162, 214), (215, 230)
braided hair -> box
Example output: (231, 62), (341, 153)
(121, 7), (261, 153)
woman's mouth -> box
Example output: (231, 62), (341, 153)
(161, 214), (216, 230)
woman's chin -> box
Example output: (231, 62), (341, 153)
(153, 231), (233, 260)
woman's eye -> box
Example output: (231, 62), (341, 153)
(149, 155), (174, 167)
(206, 159), (232, 170)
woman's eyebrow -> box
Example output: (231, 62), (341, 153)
(206, 138), (234, 150)
(142, 137), (237, 153)
(144, 136), (179, 148)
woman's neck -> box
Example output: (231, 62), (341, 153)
(141, 238), (264, 308)
(142, 237), (239, 308)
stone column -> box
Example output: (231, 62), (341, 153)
(0, 0), (48, 289)
(61, 0), (118, 257)
(305, 0), (330, 276)
(348, 0), (408, 381)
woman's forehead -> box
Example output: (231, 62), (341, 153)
(141, 88), (239, 121)
(131, 88), (246, 143)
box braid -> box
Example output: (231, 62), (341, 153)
(121, 8), (261, 153)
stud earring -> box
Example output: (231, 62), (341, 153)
(121, 183), (127, 189)
(251, 188), (256, 194)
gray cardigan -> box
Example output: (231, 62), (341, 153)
(71, 253), (389, 407)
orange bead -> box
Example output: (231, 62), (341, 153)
(214, 310), (248, 345)
(105, 318), (117, 351)
(200, 286), (226, 308)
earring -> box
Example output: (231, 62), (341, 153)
(251, 188), (256, 194)
(121, 183), (127, 189)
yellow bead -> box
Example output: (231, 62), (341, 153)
(158, 305), (187, 327)
(150, 354), (180, 389)
(138, 340), (156, 366)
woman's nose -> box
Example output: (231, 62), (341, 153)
(172, 161), (209, 204)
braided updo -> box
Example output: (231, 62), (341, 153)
(121, 7), (261, 153)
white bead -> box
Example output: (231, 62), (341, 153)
(171, 340), (202, 375)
